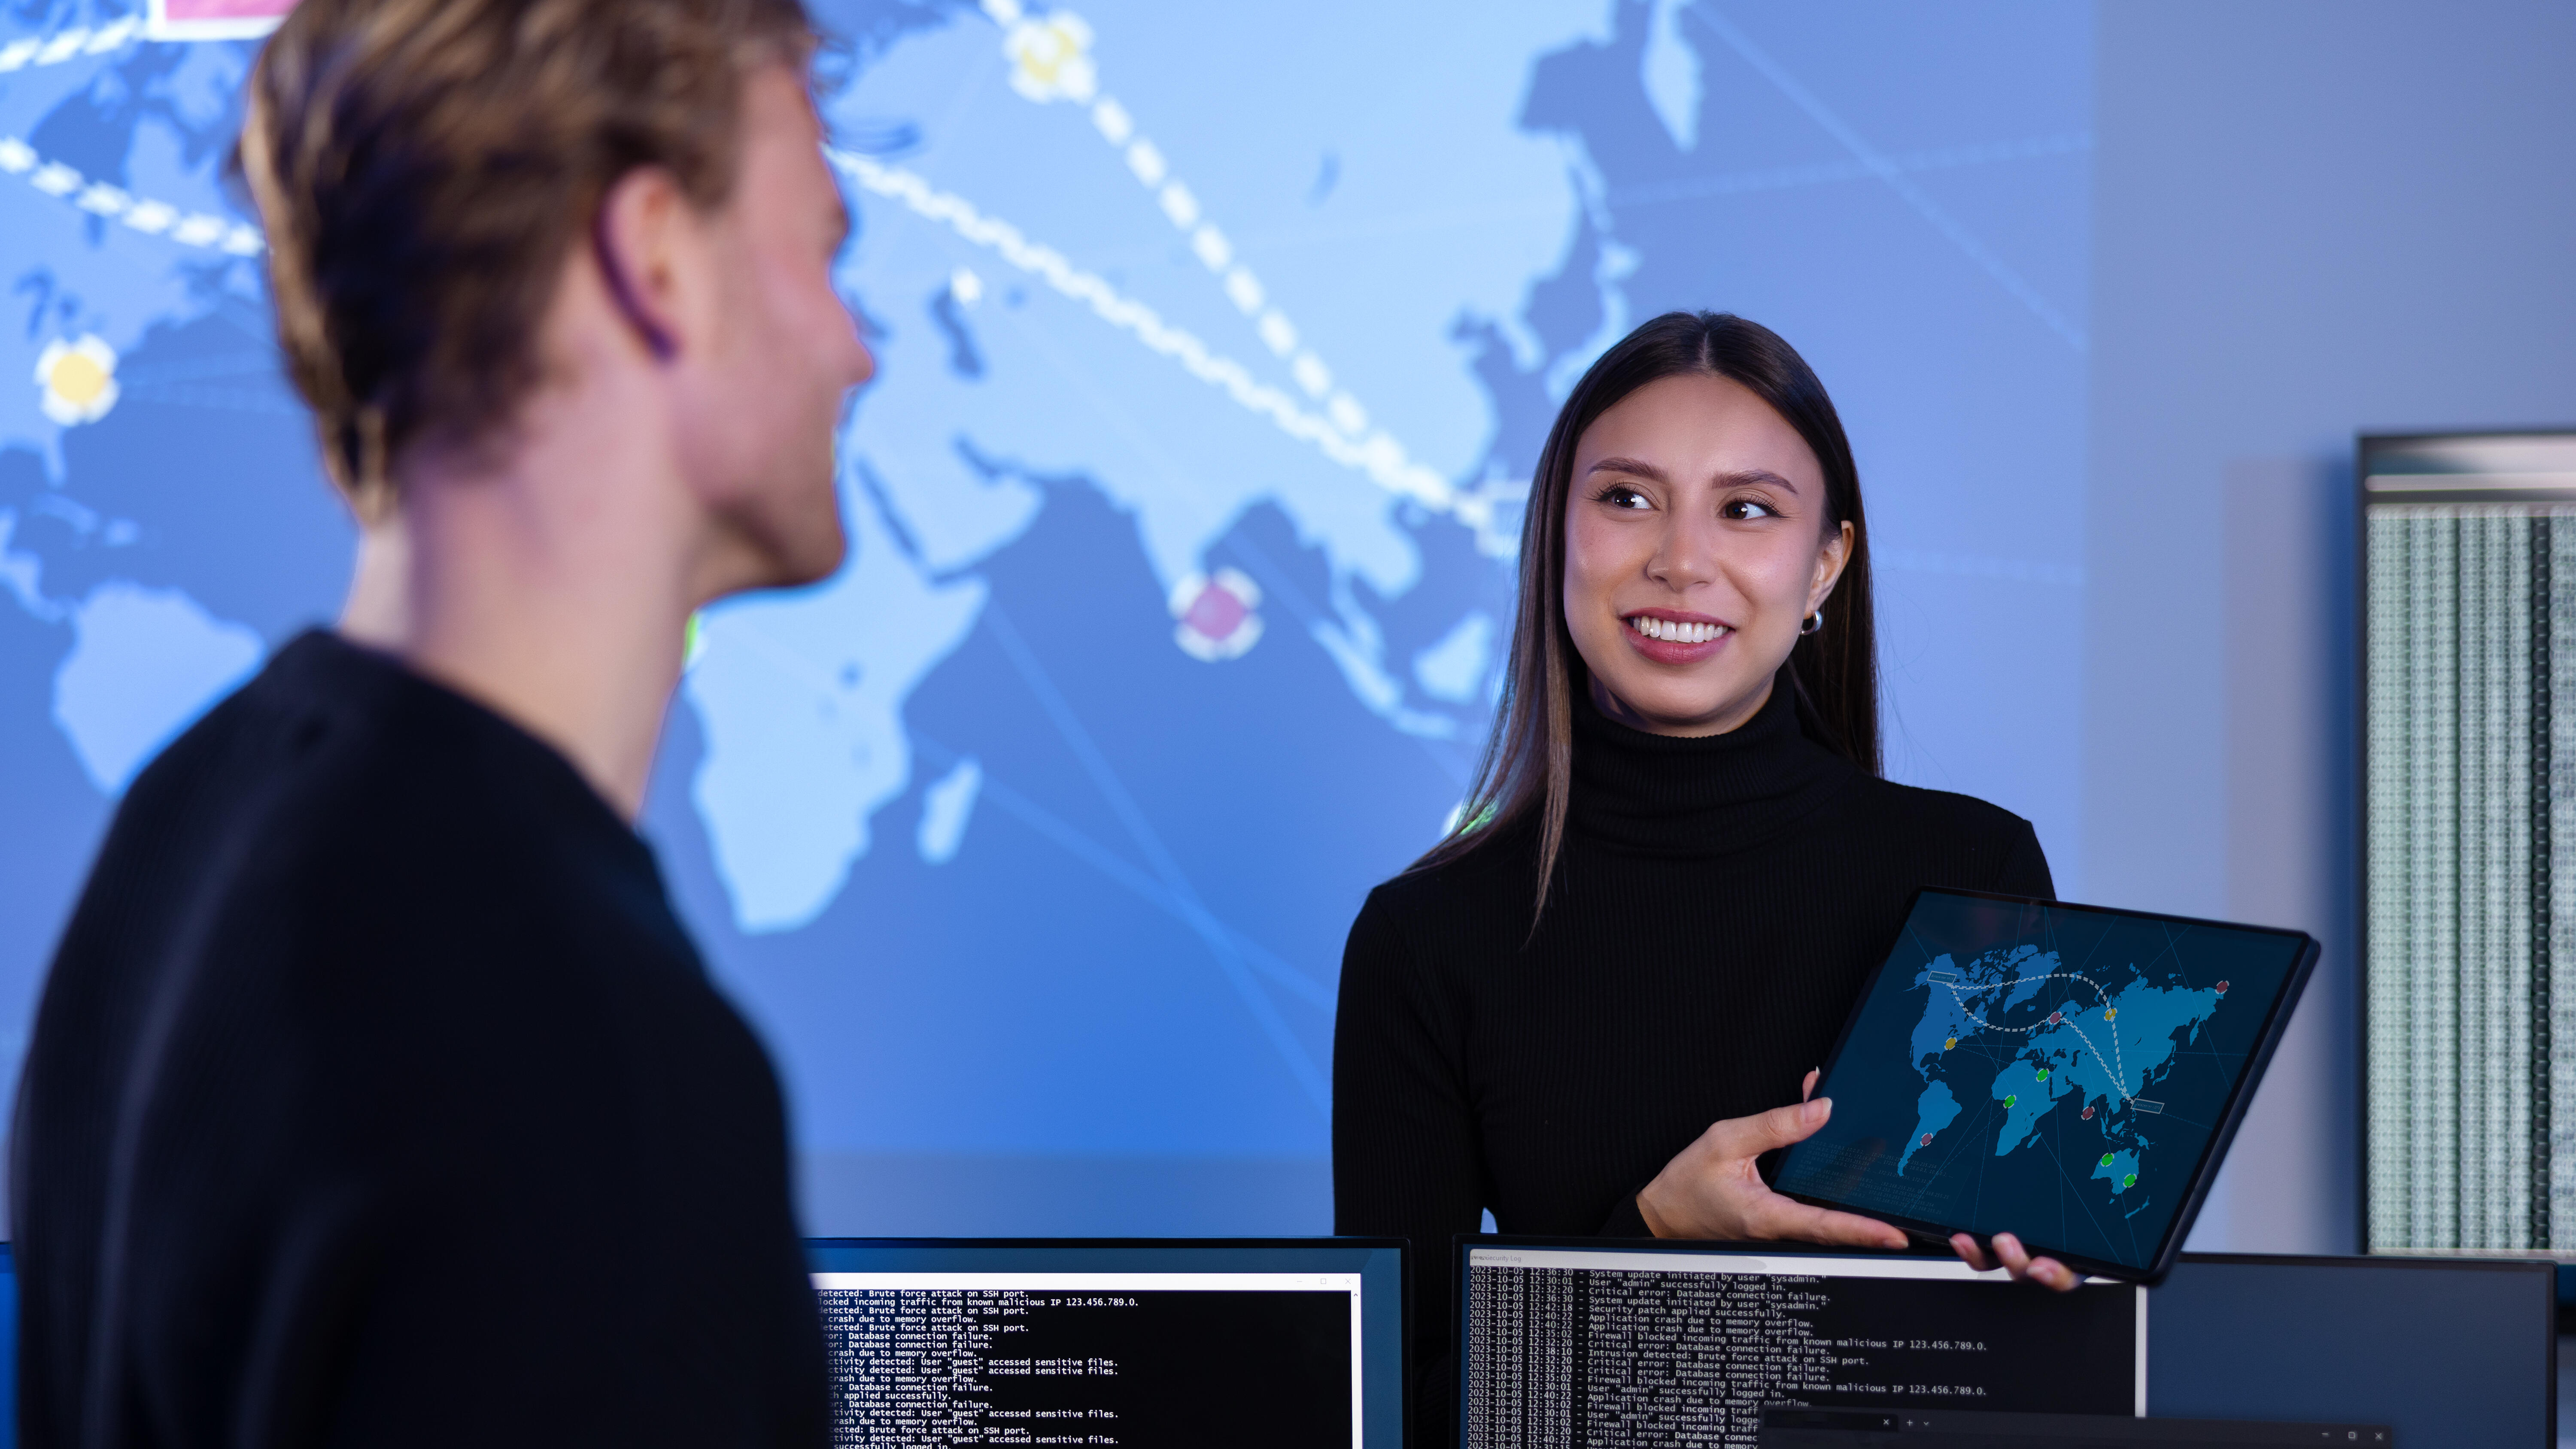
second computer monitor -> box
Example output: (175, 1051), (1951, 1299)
(1457, 1238), (2144, 1446)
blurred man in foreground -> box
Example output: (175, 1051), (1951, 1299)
(11, 0), (872, 1441)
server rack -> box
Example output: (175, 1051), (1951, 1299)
(2361, 431), (2576, 1258)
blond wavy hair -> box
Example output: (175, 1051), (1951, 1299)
(237, 0), (817, 517)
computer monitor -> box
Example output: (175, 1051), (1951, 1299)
(2147, 1253), (2554, 1445)
(1456, 1238), (2145, 1446)
(807, 1237), (1406, 1448)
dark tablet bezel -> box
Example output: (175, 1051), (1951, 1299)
(1774, 887), (2321, 1285)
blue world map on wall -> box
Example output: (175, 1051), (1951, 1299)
(0, 0), (2093, 1232)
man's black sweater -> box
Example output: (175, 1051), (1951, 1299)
(1331, 679), (2053, 1440)
(11, 631), (830, 1448)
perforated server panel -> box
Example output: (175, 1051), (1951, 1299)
(2362, 432), (2576, 1256)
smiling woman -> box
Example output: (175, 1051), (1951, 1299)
(1330, 312), (2074, 1445)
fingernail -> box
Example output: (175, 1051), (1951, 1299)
(1807, 1097), (1830, 1124)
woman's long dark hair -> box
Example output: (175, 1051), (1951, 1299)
(1414, 311), (1878, 915)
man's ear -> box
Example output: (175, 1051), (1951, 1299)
(592, 167), (689, 362)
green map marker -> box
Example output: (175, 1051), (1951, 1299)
(2035, 1068), (2050, 1082)
(2003, 1094), (2017, 1108)
(2123, 1173), (2138, 1188)
(2100, 1153), (2114, 1166)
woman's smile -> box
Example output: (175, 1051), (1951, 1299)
(1622, 608), (1734, 664)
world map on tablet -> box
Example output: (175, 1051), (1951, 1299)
(1895, 944), (2223, 1197)
(1776, 891), (2310, 1272)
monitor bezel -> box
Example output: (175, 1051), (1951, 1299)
(1773, 886), (2321, 1285)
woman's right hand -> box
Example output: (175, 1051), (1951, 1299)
(1634, 1079), (1910, 1249)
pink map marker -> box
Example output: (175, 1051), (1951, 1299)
(150, 0), (295, 39)
(1169, 568), (1264, 661)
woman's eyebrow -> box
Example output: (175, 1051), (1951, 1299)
(1721, 467), (1801, 493)
(1586, 457), (1804, 494)
(1585, 456), (1670, 483)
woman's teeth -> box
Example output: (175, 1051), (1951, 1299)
(1628, 616), (1727, 645)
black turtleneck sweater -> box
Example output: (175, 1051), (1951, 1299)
(1330, 680), (2052, 1437)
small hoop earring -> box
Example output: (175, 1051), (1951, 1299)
(1800, 608), (1825, 637)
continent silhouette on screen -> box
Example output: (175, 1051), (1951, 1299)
(1774, 891), (2307, 1273)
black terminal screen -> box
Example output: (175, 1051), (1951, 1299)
(807, 1238), (1404, 1449)
(1458, 1241), (2140, 1449)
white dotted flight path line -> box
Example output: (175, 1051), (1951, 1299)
(0, 15), (143, 71)
(971, 0), (1472, 524)
(1937, 969), (2142, 1104)
(0, 135), (264, 254)
(0, 18), (265, 255)
(832, 146), (1458, 518)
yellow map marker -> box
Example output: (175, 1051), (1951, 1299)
(34, 335), (118, 426)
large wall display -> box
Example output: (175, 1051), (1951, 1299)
(0, 1), (2093, 1231)
(2362, 432), (2576, 1255)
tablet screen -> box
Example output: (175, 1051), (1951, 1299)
(1774, 890), (2313, 1275)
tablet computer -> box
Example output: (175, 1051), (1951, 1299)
(1772, 888), (2318, 1285)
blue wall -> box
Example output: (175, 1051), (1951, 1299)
(2085, 0), (2576, 1252)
